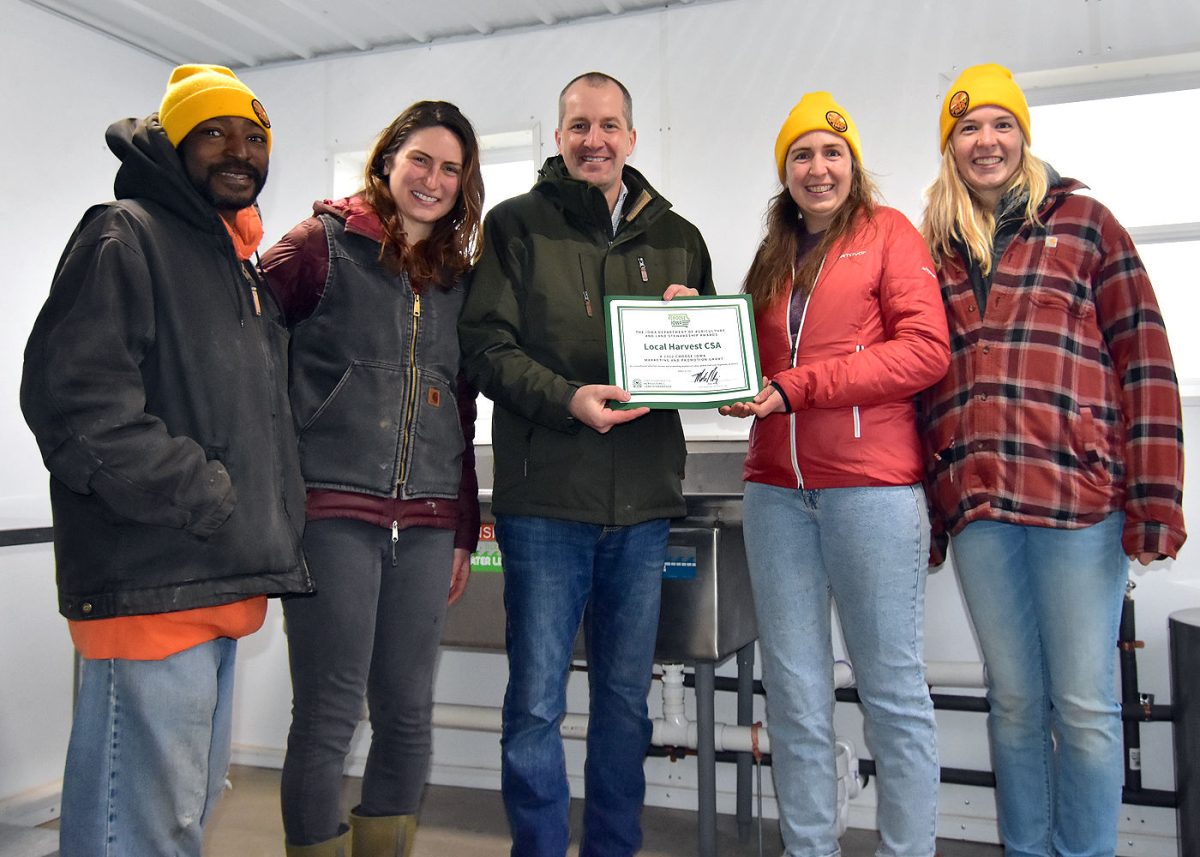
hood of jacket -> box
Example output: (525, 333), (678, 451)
(532, 155), (671, 237)
(313, 195), (387, 244)
(107, 114), (237, 237)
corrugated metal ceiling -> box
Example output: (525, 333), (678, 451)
(21, 0), (721, 69)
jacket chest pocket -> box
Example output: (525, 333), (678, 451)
(614, 247), (688, 295)
(1018, 234), (1097, 326)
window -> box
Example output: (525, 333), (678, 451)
(1024, 84), (1200, 394)
(331, 125), (540, 198)
(479, 127), (540, 216)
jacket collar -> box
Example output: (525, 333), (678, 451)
(534, 156), (669, 235)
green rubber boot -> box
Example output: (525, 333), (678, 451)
(349, 809), (417, 857)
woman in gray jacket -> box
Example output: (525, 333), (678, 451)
(259, 100), (484, 857)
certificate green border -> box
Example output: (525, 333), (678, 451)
(603, 294), (762, 409)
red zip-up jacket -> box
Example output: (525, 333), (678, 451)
(919, 178), (1186, 564)
(743, 206), (950, 490)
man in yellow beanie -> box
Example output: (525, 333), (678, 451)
(21, 64), (308, 857)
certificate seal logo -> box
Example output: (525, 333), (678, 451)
(668, 313), (690, 328)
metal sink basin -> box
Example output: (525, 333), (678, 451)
(442, 440), (757, 664)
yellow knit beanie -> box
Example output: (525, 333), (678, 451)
(939, 63), (1030, 152)
(158, 64), (272, 150)
(773, 92), (863, 182)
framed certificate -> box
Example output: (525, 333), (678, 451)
(604, 294), (762, 409)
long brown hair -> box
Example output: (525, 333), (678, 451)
(742, 159), (880, 307)
(360, 101), (484, 286)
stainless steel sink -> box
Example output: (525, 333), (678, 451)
(442, 440), (757, 664)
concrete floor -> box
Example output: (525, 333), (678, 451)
(12, 763), (1005, 856)
(196, 764), (1005, 857)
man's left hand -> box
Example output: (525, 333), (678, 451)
(662, 284), (699, 301)
(569, 385), (649, 433)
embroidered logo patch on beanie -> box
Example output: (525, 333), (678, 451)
(825, 111), (849, 133)
(251, 99), (272, 130)
(948, 91), (970, 118)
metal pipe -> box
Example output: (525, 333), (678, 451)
(695, 663), (716, 857)
(1170, 608), (1200, 854)
(735, 642), (754, 843)
(1119, 584), (1144, 791)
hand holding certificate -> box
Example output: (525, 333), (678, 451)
(604, 294), (762, 409)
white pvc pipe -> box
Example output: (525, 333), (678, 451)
(432, 659), (987, 752)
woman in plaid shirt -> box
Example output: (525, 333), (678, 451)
(920, 63), (1186, 857)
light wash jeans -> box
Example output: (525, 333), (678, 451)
(496, 515), (668, 857)
(59, 636), (237, 857)
(743, 481), (939, 857)
(951, 514), (1128, 857)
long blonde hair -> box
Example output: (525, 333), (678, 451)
(921, 137), (1048, 275)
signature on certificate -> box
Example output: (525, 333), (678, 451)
(691, 366), (720, 384)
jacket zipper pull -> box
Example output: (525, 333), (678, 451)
(250, 284), (262, 317)
(413, 293), (421, 318)
(638, 256), (648, 282)
(391, 520), (399, 567)
(582, 288), (593, 317)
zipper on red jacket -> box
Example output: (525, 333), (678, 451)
(395, 281), (421, 494)
(786, 257), (824, 489)
(852, 344), (864, 438)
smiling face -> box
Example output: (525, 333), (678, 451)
(555, 79), (636, 211)
(384, 125), (464, 244)
(950, 105), (1024, 209)
(784, 130), (853, 233)
(178, 116), (269, 222)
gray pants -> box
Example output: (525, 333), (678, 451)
(280, 518), (454, 845)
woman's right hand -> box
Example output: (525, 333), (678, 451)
(720, 378), (784, 418)
(719, 401), (756, 418)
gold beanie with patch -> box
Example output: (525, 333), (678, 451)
(939, 63), (1030, 153)
(773, 91), (863, 182)
(158, 64), (272, 150)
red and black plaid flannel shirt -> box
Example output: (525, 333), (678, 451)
(920, 178), (1186, 564)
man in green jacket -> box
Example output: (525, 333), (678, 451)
(459, 71), (714, 857)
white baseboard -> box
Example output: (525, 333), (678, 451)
(0, 779), (61, 827)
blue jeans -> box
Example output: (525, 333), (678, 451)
(59, 637), (237, 857)
(496, 515), (668, 857)
(951, 515), (1128, 857)
(743, 482), (939, 857)
(281, 520), (454, 844)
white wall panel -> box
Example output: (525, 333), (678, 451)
(3, 1), (1197, 851)
(0, 0), (169, 812)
